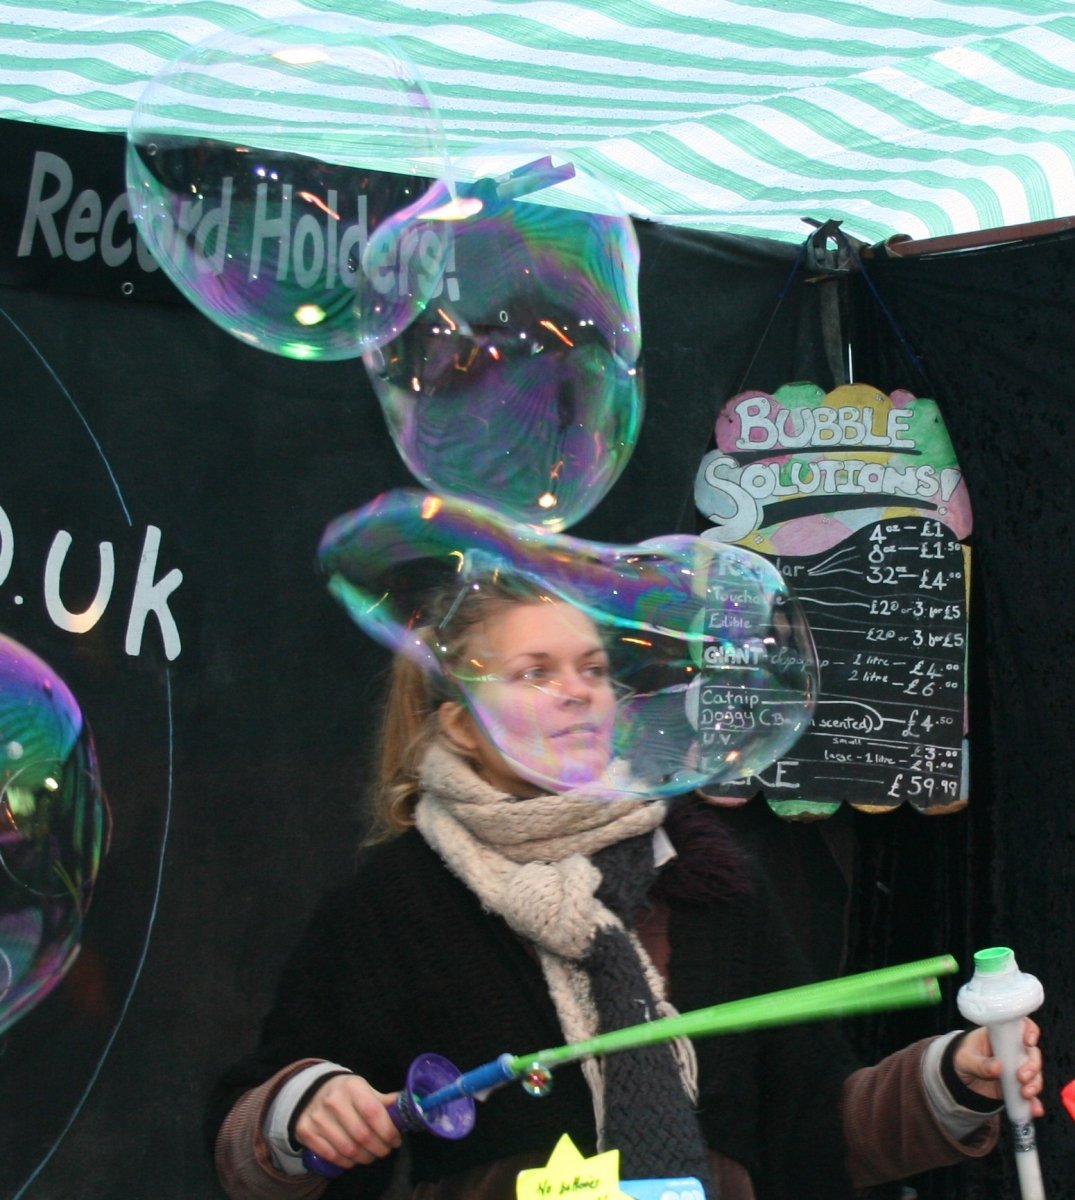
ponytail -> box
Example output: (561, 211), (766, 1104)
(365, 653), (441, 841)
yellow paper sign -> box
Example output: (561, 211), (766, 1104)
(516, 1134), (633, 1200)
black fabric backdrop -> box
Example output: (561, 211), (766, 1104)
(848, 235), (1075, 1198)
(0, 123), (1071, 1200)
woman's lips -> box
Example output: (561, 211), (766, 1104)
(551, 722), (600, 738)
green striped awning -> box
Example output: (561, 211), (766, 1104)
(2, 0), (1075, 244)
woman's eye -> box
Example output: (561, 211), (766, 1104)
(518, 667), (547, 682)
(583, 662), (611, 679)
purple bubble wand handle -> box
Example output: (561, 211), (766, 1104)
(414, 1052), (519, 1111)
(303, 1052), (518, 1179)
(301, 1151), (345, 1180)
(494, 157), (576, 203)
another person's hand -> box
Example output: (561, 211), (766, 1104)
(953, 1019), (1044, 1118)
(295, 1073), (402, 1170)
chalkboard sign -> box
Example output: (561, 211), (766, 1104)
(764, 515), (965, 812)
(695, 382), (972, 816)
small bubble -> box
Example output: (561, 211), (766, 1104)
(520, 1063), (553, 1097)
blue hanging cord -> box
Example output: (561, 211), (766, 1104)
(735, 236), (810, 394)
(674, 237), (811, 531)
(833, 227), (930, 386)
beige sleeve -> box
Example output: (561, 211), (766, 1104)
(843, 1037), (1000, 1189)
(214, 1060), (332, 1200)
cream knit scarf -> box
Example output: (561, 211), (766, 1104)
(413, 741), (703, 1161)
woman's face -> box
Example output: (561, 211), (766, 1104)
(439, 599), (617, 794)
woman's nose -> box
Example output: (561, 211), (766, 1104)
(557, 671), (592, 704)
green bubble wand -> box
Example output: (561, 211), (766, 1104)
(510, 953), (955, 1080)
(304, 954), (957, 1178)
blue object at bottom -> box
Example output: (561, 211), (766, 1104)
(620, 1179), (705, 1200)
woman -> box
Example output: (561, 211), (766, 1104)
(208, 577), (1043, 1199)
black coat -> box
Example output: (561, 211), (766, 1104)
(208, 803), (856, 1198)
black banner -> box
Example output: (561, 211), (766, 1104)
(1, 120), (842, 1200)
(7, 116), (1072, 1200)
(1, 118), (181, 304)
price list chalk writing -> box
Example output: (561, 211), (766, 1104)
(757, 516), (967, 812)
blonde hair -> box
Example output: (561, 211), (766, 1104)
(365, 573), (553, 841)
(366, 652), (442, 841)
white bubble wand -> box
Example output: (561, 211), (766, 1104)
(957, 947), (1045, 1200)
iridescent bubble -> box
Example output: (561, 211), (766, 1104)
(520, 1063), (554, 1098)
(319, 490), (817, 798)
(363, 145), (643, 531)
(0, 636), (109, 1035)
(126, 14), (452, 360)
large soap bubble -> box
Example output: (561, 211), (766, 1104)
(363, 145), (643, 531)
(319, 490), (817, 798)
(126, 14), (452, 360)
(0, 636), (109, 1035)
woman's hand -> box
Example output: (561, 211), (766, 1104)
(953, 1019), (1044, 1117)
(295, 1073), (402, 1170)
